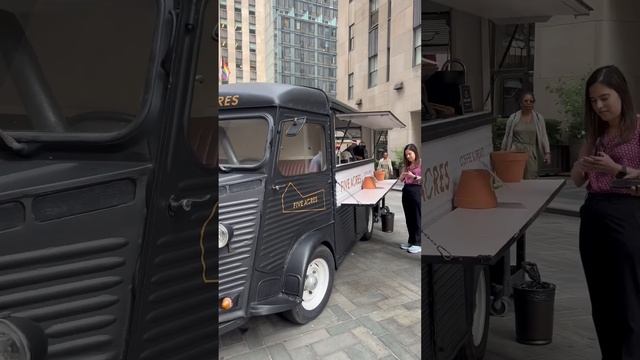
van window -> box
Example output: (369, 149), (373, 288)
(0, 1), (156, 136)
(219, 118), (269, 167)
(278, 122), (326, 177)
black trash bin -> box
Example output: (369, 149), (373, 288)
(513, 262), (556, 345)
(380, 206), (394, 233)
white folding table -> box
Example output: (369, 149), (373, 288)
(424, 179), (566, 264)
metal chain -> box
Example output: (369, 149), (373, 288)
(422, 230), (453, 261)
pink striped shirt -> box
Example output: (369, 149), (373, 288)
(587, 126), (640, 193)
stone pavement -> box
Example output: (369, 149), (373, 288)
(485, 213), (600, 359)
(545, 177), (586, 217)
(219, 184), (600, 359)
(219, 190), (421, 360)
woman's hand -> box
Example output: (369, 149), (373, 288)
(544, 153), (551, 164)
(582, 152), (621, 175)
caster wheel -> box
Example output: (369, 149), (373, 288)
(491, 297), (508, 316)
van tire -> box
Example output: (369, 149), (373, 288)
(460, 266), (490, 359)
(283, 245), (335, 324)
(361, 206), (374, 241)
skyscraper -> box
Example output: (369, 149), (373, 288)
(219, 0), (261, 84)
(264, 0), (339, 97)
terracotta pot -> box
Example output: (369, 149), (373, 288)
(454, 169), (497, 209)
(374, 170), (386, 181)
(491, 151), (528, 182)
(362, 176), (377, 189)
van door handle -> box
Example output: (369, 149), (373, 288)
(169, 194), (211, 212)
(272, 184), (286, 191)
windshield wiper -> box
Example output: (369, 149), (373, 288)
(0, 129), (37, 156)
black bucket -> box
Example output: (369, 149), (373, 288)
(513, 281), (556, 345)
(380, 207), (394, 233)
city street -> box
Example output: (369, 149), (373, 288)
(220, 190), (421, 360)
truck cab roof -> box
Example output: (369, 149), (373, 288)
(219, 83), (331, 115)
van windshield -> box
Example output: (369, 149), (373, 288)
(0, 0), (156, 138)
(219, 118), (269, 168)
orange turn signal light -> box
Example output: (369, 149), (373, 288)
(220, 297), (233, 311)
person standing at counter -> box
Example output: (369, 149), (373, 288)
(398, 144), (422, 254)
(500, 91), (551, 178)
(571, 65), (640, 360)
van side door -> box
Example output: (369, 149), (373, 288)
(252, 113), (335, 301)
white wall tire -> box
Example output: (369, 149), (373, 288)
(301, 257), (330, 310)
(361, 206), (374, 241)
(461, 266), (490, 359)
(284, 245), (335, 324)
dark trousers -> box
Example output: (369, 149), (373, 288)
(402, 184), (421, 246)
(579, 194), (640, 360)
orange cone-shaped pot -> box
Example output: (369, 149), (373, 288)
(454, 169), (497, 209)
(362, 176), (377, 189)
(491, 151), (528, 183)
(374, 170), (386, 181)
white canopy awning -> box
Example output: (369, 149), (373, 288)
(431, 0), (593, 24)
(335, 111), (406, 131)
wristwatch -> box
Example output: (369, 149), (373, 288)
(615, 165), (628, 179)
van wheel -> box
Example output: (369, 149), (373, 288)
(461, 266), (490, 359)
(284, 245), (335, 324)
(361, 206), (374, 241)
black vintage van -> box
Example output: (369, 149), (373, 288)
(218, 83), (404, 333)
(0, 1), (219, 359)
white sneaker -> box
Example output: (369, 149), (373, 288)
(400, 243), (411, 250)
(407, 245), (421, 254)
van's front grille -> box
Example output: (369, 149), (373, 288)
(0, 237), (130, 360)
(219, 197), (260, 298)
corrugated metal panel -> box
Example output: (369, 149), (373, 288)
(257, 174), (332, 273)
(219, 197), (260, 296)
(0, 236), (135, 360)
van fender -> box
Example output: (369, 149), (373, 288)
(282, 228), (334, 297)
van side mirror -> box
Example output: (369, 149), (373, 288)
(285, 117), (307, 137)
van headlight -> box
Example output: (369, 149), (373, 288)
(219, 223), (230, 248)
(0, 317), (47, 360)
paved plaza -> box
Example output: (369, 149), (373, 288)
(220, 182), (601, 360)
(220, 190), (421, 360)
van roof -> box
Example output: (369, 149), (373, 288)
(219, 83), (330, 114)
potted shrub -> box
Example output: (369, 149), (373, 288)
(391, 148), (404, 179)
(538, 118), (570, 175)
(492, 117), (508, 151)
(546, 75), (588, 167)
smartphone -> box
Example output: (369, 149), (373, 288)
(611, 178), (640, 189)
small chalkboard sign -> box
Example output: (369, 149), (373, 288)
(460, 84), (473, 114)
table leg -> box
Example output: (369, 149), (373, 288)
(510, 233), (527, 287)
(516, 233), (526, 271)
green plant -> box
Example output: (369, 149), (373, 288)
(492, 117), (508, 151)
(546, 75), (588, 142)
(544, 118), (563, 145)
(392, 148), (404, 165)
